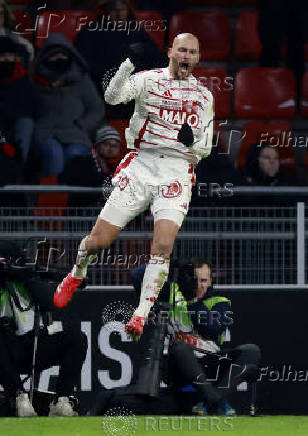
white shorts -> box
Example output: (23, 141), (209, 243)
(99, 150), (195, 228)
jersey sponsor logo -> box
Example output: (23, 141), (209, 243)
(159, 109), (200, 127)
(161, 181), (183, 198)
(159, 99), (201, 127)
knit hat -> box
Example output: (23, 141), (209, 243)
(0, 36), (18, 55)
(94, 125), (121, 146)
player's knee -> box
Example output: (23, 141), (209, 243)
(153, 238), (174, 255)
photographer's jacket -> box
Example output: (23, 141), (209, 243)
(0, 282), (35, 335)
(131, 265), (231, 354)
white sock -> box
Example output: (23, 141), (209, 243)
(72, 238), (98, 279)
(134, 255), (170, 318)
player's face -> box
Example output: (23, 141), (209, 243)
(194, 264), (212, 299)
(258, 147), (280, 178)
(168, 36), (200, 80)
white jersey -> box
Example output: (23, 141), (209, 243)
(105, 59), (214, 165)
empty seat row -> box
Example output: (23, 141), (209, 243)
(14, 9), (308, 62)
(9, 0), (258, 5)
(10, 10), (308, 119)
(194, 67), (308, 119)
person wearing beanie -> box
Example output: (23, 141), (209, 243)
(0, 36), (36, 186)
(59, 124), (122, 208)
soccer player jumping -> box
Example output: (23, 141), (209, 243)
(54, 33), (214, 340)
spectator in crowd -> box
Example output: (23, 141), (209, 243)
(74, 0), (168, 95)
(0, 0), (34, 68)
(243, 144), (297, 187)
(0, 36), (36, 182)
(60, 124), (122, 208)
(258, 0), (308, 88)
(33, 33), (104, 178)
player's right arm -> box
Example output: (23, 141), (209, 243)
(104, 58), (144, 105)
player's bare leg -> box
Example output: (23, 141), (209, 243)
(125, 219), (180, 340)
(54, 219), (121, 308)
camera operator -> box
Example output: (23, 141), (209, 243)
(131, 257), (261, 415)
(0, 240), (87, 417)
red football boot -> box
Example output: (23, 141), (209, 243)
(125, 315), (146, 341)
(53, 272), (83, 308)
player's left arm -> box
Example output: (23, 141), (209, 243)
(191, 91), (215, 162)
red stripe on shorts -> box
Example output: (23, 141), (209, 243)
(188, 163), (196, 185)
(113, 152), (137, 177)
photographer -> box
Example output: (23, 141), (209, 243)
(131, 258), (261, 415)
(0, 240), (87, 417)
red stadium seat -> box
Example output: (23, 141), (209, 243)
(108, 119), (130, 156)
(301, 71), (308, 118)
(187, 0), (232, 5)
(35, 176), (68, 230)
(235, 0), (257, 5)
(35, 10), (96, 50)
(235, 68), (296, 119)
(193, 66), (231, 118)
(9, 0), (32, 4)
(134, 10), (165, 52)
(235, 12), (262, 61)
(169, 11), (231, 61)
(237, 121), (296, 171)
(12, 10), (33, 43)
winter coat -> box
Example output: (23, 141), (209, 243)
(34, 33), (105, 147)
(0, 62), (36, 142)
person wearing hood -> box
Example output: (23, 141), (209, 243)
(34, 33), (105, 178)
(0, 0), (34, 69)
(0, 36), (36, 181)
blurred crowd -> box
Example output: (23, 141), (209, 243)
(0, 0), (307, 210)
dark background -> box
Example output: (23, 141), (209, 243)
(53, 288), (308, 415)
